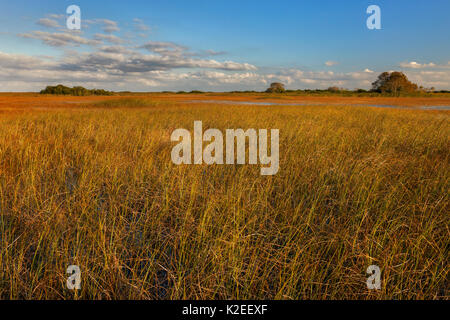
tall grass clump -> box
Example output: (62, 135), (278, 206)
(0, 100), (448, 299)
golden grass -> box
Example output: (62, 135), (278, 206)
(0, 97), (448, 299)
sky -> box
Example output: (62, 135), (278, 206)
(0, 0), (449, 91)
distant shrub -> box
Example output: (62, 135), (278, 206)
(327, 86), (342, 92)
(40, 85), (114, 96)
(266, 82), (286, 93)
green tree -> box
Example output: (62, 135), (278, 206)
(266, 82), (286, 93)
(40, 85), (113, 96)
(372, 72), (418, 95)
(327, 86), (341, 92)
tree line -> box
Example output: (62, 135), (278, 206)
(266, 72), (447, 96)
(40, 73), (448, 96)
(40, 85), (113, 96)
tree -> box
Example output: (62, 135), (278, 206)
(327, 86), (341, 92)
(266, 82), (286, 93)
(371, 72), (418, 95)
(40, 85), (113, 96)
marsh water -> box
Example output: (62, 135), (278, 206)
(187, 100), (450, 111)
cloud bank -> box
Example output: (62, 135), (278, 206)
(1, 14), (449, 91)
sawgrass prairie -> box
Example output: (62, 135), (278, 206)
(0, 93), (448, 299)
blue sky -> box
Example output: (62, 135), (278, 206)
(1, 0), (449, 91)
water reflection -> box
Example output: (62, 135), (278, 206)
(187, 100), (450, 111)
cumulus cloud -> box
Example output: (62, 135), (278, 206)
(262, 69), (377, 89)
(2, 49), (450, 91)
(94, 33), (125, 44)
(133, 18), (150, 32)
(48, 14), (65, 19)
(19, 31), (101, 47)
(85, 19), (120, 33)
(97, 19), (120, 33)
(0, 49), (259, 91)
(204, 50), (227, 56)
(0, 42), (259, 90)
(37, 18), (61, 28)
(137, 42), (254, 71)
(99, 45), (134, 54)
(400, 61), (436, 69)
(3, 38), (450, 91)
(6, 14), (450, 92)
(0, 51), (56, 70)
(405, 70), (450, 89)
(325, 61), (339, 67)
(179, 59), (257, 71)
(140, 41), (188, 57)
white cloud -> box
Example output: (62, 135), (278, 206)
(400, 61), (436, 69)
(193, 60), (257, 71)
(133, 18), (150, 32)
(85, 19), (120, 33)
(325, 61), (338, 67)
(6, 14), (450, 92)
(99, 45), (134, 54)
(94, 33), (125, 44)
(140, 41), (187, 57)
(1, 52), (450, 91)
(204, 50), (227, 56)
(97, 19), (120, 33)
(48, 14), (65, 19)
(37, 18), (61, 28)
(3, 42), (450, 91)
(0, 51), (56, 70)
(19, 31), (101, 47)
